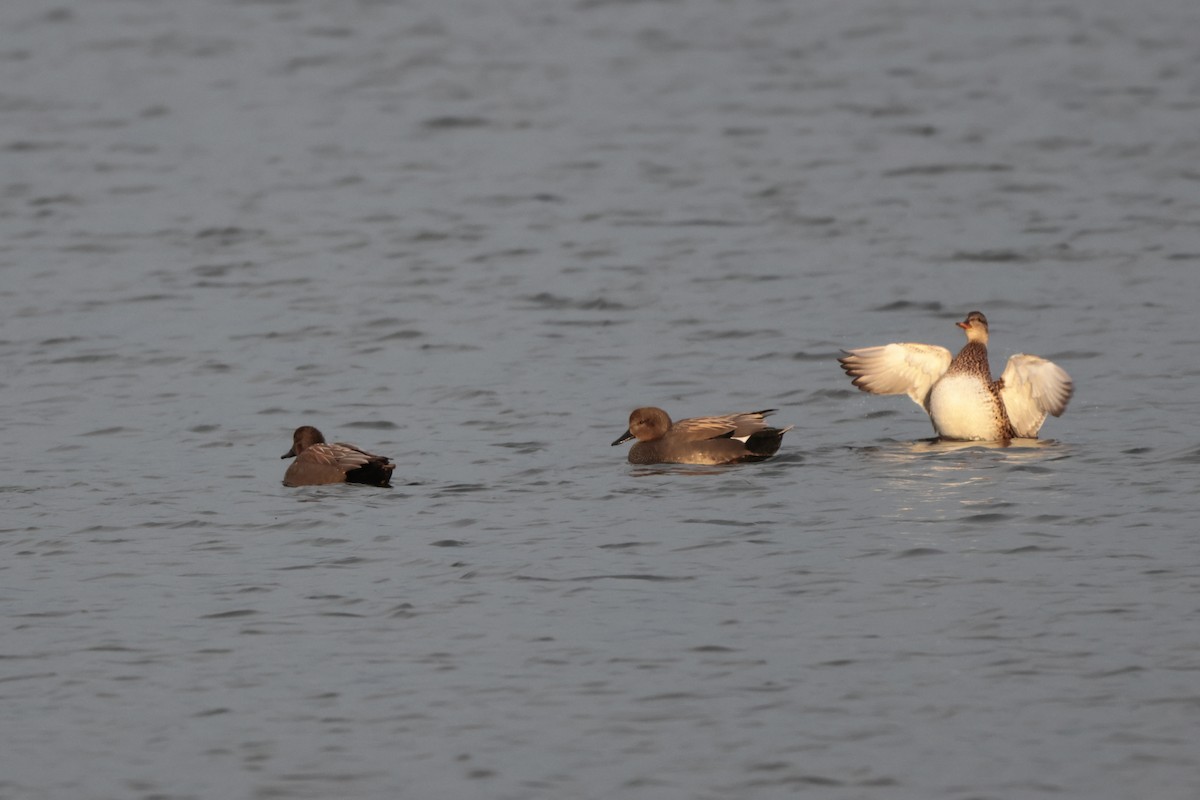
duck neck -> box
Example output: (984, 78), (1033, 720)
(949, 341), (991, 378)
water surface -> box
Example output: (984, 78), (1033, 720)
(2, 0), (1199, 798)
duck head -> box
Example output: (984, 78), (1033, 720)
(956, 310), (989, 344)
(611, 407), (672, 445)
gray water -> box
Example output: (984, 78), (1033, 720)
(2, 0), (1199, 798)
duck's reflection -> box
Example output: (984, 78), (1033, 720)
(850, 437), (1071, 525)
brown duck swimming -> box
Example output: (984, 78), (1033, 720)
(838, 311), (1073, 441)
(281, 426), (395, 487)
(611, 407), (792, 465)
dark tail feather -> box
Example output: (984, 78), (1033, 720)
(743, 425), (792, 459)
(345, 458), (395, 487)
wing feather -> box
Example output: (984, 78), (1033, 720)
(671, 410), (776, 442)
(839, 343), (952, 410)
(299, 442), (387, 471)
(999, 354), (1073, 437)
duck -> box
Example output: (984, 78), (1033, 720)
(838, 311), (1073, 441)
(281, 426), (395, 487)
(611, 407), (793, 465)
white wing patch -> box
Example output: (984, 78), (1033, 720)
(839, 343), (953, 411)
(999, 354), (1074, 437)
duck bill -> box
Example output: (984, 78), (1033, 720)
(956, 321), (969, 330)
(611, 429), (634, 446)
(281, 447), (296, 459)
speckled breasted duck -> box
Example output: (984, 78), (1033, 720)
(838, 311), (1073, 441)
(611, 407), (793, 465)
(281, 425), (395, 487)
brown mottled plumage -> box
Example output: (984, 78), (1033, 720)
(839, 311), (1073, 441)
(281, 426), (394, 487)
(611, 407), (792, 465)
(939, 313), (1016, 438)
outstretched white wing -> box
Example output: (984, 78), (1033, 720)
(839, 343), (953, 411)
(999, 354), (1073, 437)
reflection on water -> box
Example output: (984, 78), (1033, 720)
(911, 437), (1065, 454)
(628, 465), (732, 477)
(850, 438), (1076, 529)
